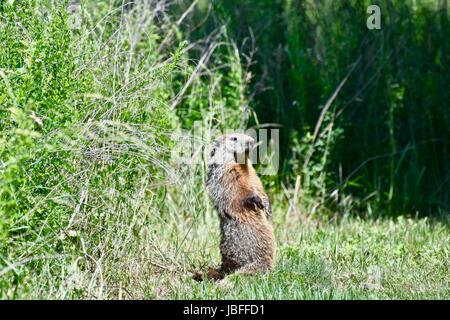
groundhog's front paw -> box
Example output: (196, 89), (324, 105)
(243, 193), (264, 210)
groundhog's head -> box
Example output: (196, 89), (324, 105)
(207, 133), (255, 166)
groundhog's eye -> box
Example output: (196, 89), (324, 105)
(230, 136), (238, 141)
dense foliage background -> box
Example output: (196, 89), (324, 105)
(0, 0), (448, 299)
(185, 0), (450, 217)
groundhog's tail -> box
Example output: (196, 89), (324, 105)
(192, 267), (224, 282)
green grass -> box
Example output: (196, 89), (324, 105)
(162, 214), (449, 300)
(8, 199), (446, 300)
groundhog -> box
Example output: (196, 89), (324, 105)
(194, 133), (276, 281)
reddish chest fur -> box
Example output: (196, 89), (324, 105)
(222, 163), (267, 223)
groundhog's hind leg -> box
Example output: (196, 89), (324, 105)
(192, 267), (224, 282)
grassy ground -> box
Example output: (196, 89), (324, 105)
(158, 214), (449, 300)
